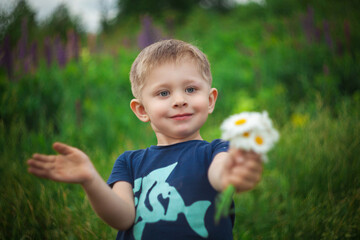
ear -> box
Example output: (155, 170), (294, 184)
(208, 88), (218, 114)
(130, 99), (150, 122)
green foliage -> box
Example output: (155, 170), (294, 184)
(0, 120), (117, 239)
(1, 1), (360, 239)
(0, 67), (63, 132)
(118, 0), (199, 17)
(265, 0), (301, 16)
(115, 0), (238, 22)
(233, 102), (360, 239)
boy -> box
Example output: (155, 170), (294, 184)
(27, 39), (263, 239)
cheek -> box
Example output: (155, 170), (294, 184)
(193, 96), (210, 110)
(146, 101), (168, 118)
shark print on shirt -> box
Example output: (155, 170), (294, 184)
(132, 162), (211, 240)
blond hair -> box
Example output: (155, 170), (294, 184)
(130, 39), (212, 99)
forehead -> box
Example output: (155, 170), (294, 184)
(146, 59), (205, 85)
(149, 53), (196, 70)
(135, 51), (211, 99)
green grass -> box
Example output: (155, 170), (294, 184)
(233, 101), (360, 240)
(1, 3), (360, 239)
(0, 120), (118, 239)
(1, 98), (359, 239)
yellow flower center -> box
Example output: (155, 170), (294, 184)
(255, 136), (263, 145)
(235, 119), (247, 125)
(243, 132), (250, 137)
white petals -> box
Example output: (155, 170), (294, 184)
(221, 111), (279, 161)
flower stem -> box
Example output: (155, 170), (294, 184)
(215, 184), (236, 224)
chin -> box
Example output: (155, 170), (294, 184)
(173, 130), (199, 139)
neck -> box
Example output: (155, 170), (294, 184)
(155, 131), (203, 146)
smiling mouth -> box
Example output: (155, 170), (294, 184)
(171, 113), (193, 120)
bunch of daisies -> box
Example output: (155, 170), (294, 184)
(220, 111), (279, 161)
(215, 111), (279, 223)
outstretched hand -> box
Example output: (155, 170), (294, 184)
(27, 142), (96, 185)
(222, 148), (263, 193)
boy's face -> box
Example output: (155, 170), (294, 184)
(131, 59), (217, 145)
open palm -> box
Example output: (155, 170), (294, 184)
(27, 142), (95, 184)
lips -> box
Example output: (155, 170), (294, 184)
(170, 113), (193, 120)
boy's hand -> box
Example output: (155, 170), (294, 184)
(221, 148), (263, 193)
(28, 142), (136, 230)
(27, 142), (96, 185)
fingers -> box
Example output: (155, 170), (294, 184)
(27, 157), (54, 169)
(228, 148), (244, 163)
(27, 154), (56, 178)
(53, 142), (74, 155)
(227, 149), (263, 170)
(226, 175), (257, 192)
(225, 149), (263, 192)
(27, 142), (77, 181)
(244, 158), (263, 174)
(231, 149), (262, 162)
(226, 170), (261, 193)
(231, 164), (262, 183)
(27, 165), (51, 179)
(32, 153), (55, 162)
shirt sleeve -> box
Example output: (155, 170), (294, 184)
(211, 139), (229, 158)
(202, 139), (229, 168)
(107, 152), (133, 188)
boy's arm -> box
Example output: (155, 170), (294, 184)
(27, 142), (135, 230)
(208, 148), (263, 193)
(81, 173), (135, 230)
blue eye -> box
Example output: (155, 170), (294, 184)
(159, 91), (169, 97)
(186, 87), (195, 93)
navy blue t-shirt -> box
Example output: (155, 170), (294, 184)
(107, 139), (233, 240)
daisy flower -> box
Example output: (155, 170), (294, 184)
(220, 111), (279, 161)
(216, 111), (280, 223)
(220, 112), (258, 140)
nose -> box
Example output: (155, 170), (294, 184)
(173, 92), (187, 108)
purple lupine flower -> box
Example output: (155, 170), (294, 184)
(1, 35), (13, 80)
(122, 37), (131, 48)
(336, 40), (343, 56)
(323, 64), (329, 76)
(66, 31), (72, 60)
(30, 41), (38, 70)
(315, 26), (322, 42)
(66, 29), (74, 60)
(87, 34), (97, 54)
(165, 16), (175, 38)
(301, 6), (316, 44)
(55, 36), (67, 68)
(66, 30), (80, 61)
(323, 20), (333, 50)
(137, 15), (162, 49)
(23, 56), (30, 74)
(73, 31), (80, 61)
(344, 20), (351, 51)
(44, 37), (53, 67)
(18, 18), (28, 60)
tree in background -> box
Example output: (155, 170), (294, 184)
(117, 0), (199, 19)
(40, 3), (84, 41)
(99, 0), (118, 34)
(116, 0), (237, 22)
(0, 0), (37, 46)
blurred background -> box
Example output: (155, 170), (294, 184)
(0, 0), (359, 239)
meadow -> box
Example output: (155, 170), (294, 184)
(1, 2), (360, 239)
